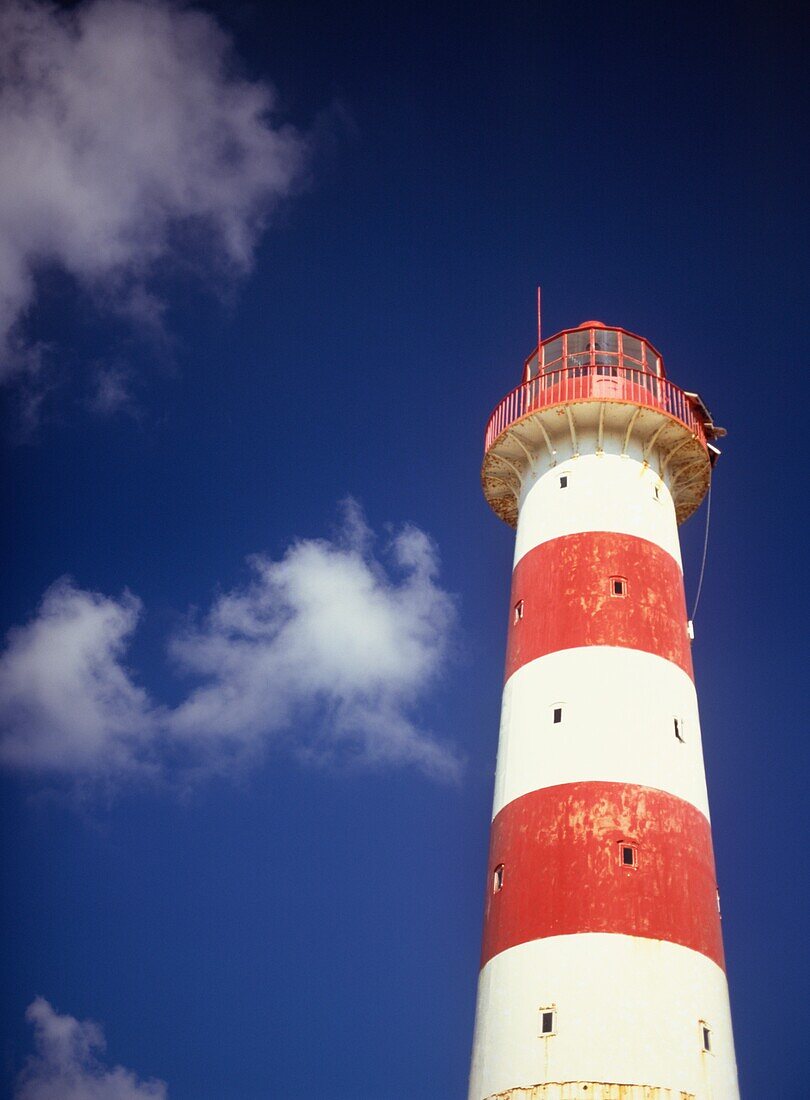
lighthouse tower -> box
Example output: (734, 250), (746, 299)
(469, 314), (738, 1100)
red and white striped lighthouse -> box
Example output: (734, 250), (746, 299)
(468, 311), (738, 1100)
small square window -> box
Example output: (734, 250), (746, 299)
(700, 1022), (712, 1053)
(619, 843), (638, 868)
(559, 475), (568, 489)
(610, 576), (627, 597)
(493, 864), (504, 893)
(539, 1007), (556, 1036)
(674, 717), (684, 743)
(553, 706), (562, 724)
(513, 599), (524, 624)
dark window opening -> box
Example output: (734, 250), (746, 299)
(611, 576), (627, 597)
(701, 1024), (712, 1053)
(553, 706), (562, 724)
(514, 599), (524, 624)
(540, 1009), (555, 1036)
(654, 485), (661, 501)
(620, 844), (637, 868)
(674, 717), (684, 743)
(559, 475), (568, 489)
(493, 864), (504, 893)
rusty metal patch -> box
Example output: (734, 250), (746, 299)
(485, 1084), (695, 1100)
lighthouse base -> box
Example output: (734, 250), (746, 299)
(484, 1086), (694, 1100)
(469, 934), (737, 1100)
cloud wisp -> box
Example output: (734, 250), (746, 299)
(0, 0), (310, 398)
(0, 503), (461, 785)
(15, 998), (167, 1100)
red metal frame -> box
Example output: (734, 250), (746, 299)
(484, 363), (708, 454)
(522, 324), (666, 383)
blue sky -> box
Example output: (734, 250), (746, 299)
(1, 1), (807, 1097)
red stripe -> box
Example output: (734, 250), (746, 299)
(506, 532), (692, 681)
(481, 781), (723, 970)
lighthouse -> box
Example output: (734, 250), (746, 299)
(468, 312), (738, 1100)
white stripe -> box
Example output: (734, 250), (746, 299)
(493, 648), (709, 820)
(469, 934), (738, 1100)
(514, 453), (682, 570)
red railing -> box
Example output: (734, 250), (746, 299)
(484, 365), (707, 453)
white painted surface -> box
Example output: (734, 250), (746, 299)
(514, 454), (682, 570)
(493, 648), (710, 820)
(469, 934), (738, 1100)
(471, 410), (736, 1099)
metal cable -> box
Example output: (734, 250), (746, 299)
(690, 480), (712, 621)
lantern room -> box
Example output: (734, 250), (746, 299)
(523, 321), (665, 382)
(481, 316), (726, 530)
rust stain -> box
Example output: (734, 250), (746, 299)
(481, 782), (723, 970)
(485, 1085), (695, 1100)
(505, 532), (693, 683)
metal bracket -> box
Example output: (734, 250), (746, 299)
(596, 404), (605, 455)
(669, 456), (705, 488)
(508, 428), (537, 473)
(660, 435), (693, 480)
(527, 413), (556, 464)
(487, 473), (520, 505)
(492, 451), (524, 487)
(622, 407), (642, 455)
(565, 406), (579, 457)
(641, 420), (669, 463)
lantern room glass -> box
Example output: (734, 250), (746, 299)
(526, 327), (664, 383)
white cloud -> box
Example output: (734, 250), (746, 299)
(0, 503), (461, 783)
(0, 578), (158, 775)
(15, 998), (167, 1100)
(0, 0), (309, 386)
(169, 499), (461, 779)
